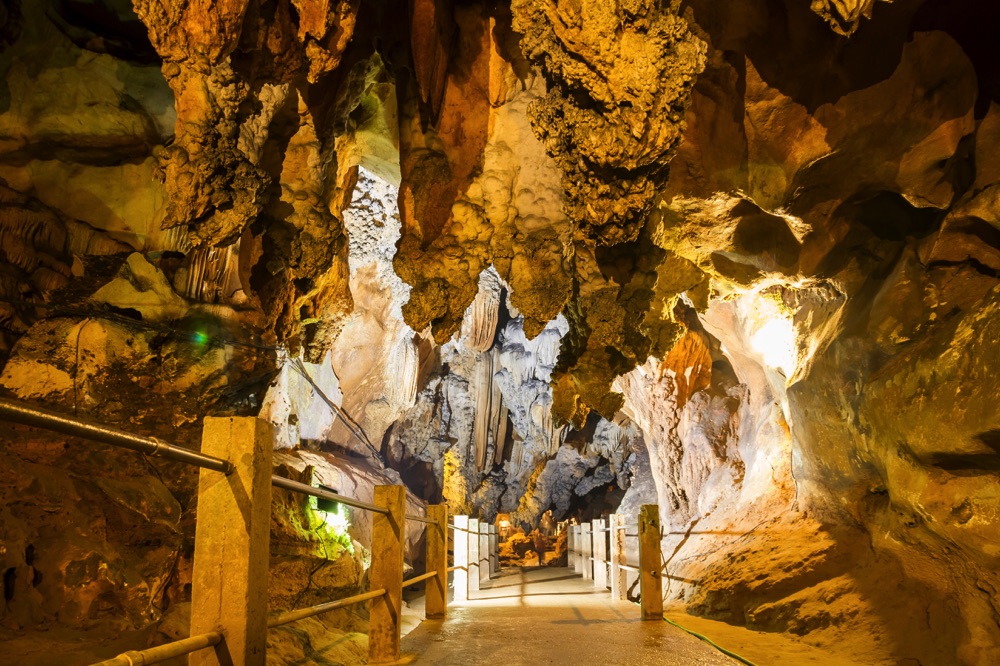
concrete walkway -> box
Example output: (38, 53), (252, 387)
(400, 567), (738, 665)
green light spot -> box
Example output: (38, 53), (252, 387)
(192, 331), (208, 345)
(311, 499), (353, 553)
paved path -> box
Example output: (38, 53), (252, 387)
(400, 567), (737, 665)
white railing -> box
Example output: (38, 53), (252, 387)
(566, 505), (663, 620)
(448, 517), (500, 601)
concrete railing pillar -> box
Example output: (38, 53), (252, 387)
(190, 417), (273, 666)
(453, 515), (469, 602)
(609, 514), (626, 601)
(426, 504), (448, 619)
(369, 485), (406, 663)
(575, 526), (584, 573)
(568, 525), (575, 569)
(593, 518), (608, 590)
(638, 504), (663, 621)
(468, 518), (481, 595)
(489, 525), (498, 574)
(581, 523), (592, 580)
(478, 522), (490, 584)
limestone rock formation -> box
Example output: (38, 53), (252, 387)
(511, 0), (706, 244)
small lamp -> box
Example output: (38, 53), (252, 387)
(316, 484), (340, 514)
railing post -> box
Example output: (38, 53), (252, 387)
(468, 518), (481, 595)
(453, 515), (469, 602)
(190, 417), (273, 666)
(489, 525), (498, 574)
(609, 514), (625, 601)
(574, 526), (583, 574)
(568, 525), (575, 569)
(594, 518), (608, 590)
(581, 522), (592, 580)
(369, 485), (406, 663)
(426, 504), (448, 619)
(478, 522), (490, 583)
(639, 504), (663, 620)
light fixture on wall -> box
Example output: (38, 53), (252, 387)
(316, 484), (350, 533)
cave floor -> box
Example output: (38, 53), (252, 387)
(398, 566), (738, 665)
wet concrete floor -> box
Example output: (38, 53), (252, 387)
(400, 566), (738, 665)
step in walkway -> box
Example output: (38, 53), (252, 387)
(400, 567), (738, 665)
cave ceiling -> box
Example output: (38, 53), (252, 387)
(0, 0), (995, 445)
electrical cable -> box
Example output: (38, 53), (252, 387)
(0, 298), (281, 352)
(285, 355), (384, 463)
(3, 297), (383, 461)
(661, 615), (758, 666)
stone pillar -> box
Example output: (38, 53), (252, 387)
(638, 504), (663, 621)
(594, 518), (608, 590)
(581, 523), (592, 580)
(609, 514), (626, 601)
(426, 504), (448, 619)
(453, 515), (469, 602)
(190, 417), (272, 666)
(468, 518), (481, 595)
(479, 522), (490, 583)
(369, 485), (406, 663)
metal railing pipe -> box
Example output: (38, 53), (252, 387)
(401, 570), (437, 589)
(91, 632), (222, 666)
(405, 513), (438, 525)
(0, 399), (233, 474)
(267, 588), (386, 628)
(270, 475), (388, 515)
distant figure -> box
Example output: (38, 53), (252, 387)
(533, 531), (547, 565)
(540, 510), (555, 537)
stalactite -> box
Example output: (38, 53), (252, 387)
(471, 348), (494, 471)
(461, 272), (500, 352)
(174, 242), (246, 305)
(386, 337), (419, 409)
(472, 346), (513, 472)
(494, 409), (510, 466)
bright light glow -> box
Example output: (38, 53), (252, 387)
(320, 502), (351, 534)
(747, 301), (798, 378)
(192, 331), (209, 346)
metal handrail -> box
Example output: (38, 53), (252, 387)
(270, 474), (388, 515)
(92, 632), (222, 666)
(3, 398), (447, 661)
(447, 524), (476, 533)
(401, 570), (437, 589)
(0, 399), (233, 474)
(0, 398), (432, 520)
(268, 588), (386, 628)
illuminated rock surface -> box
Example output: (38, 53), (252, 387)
(0, 0), (999, 664)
